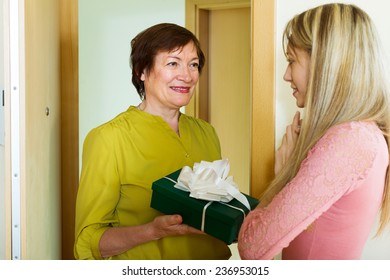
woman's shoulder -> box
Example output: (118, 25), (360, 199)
(96, 106), (139, 128)
(315, 121), (385, 154)
(300, 121), (387, 193)
(86, 106), (138, 138)
(325, 121), (383, 141)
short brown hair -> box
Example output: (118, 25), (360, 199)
(130, 23), (205, 99)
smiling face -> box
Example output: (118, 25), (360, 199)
(141, 42), (200, 111)
(283, 46), (311, 108)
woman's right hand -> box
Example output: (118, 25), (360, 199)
(274, 111), (301, 175)
(151, 214), (205, 240)
(99, 214), (205, 258)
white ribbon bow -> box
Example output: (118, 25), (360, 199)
(174, 159), (251, 210)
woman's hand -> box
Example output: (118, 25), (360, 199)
(99, 214), (204, 258)
(151, 214), (205, 240)
(274, 111), (301, 175)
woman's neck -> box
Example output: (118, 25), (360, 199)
(137, 101), (180, 134)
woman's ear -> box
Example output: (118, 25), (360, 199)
(140, 72), (145, 81)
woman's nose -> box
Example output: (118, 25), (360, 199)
(283, 66), (291, 82)
(178, 67), (193, 82)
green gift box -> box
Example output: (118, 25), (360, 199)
(150, 169), (259, 244)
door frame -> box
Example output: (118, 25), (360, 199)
(60, 0), (79, 260)
(185, 0), (275, 197)
(3, 0), (64, 260)
(3, 0), (14, 260)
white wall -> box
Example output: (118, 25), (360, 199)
(79, 0), (185, 164)
(276, 0), (390, 259)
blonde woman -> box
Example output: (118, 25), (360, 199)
(238, 3), (390, 259)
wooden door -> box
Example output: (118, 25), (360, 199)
(207, 7), (251, 194)
(186, 0), (275, 198)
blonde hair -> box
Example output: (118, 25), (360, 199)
(262, 3), (390, 234)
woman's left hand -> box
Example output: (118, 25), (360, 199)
(274, 111), (301, 175)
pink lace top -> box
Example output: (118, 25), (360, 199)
(238, 121), (388, 259)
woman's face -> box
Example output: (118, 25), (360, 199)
(141, 42), (200, 110)
(283, 46), (310, 108)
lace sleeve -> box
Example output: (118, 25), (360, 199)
(238, 122), (381, 259)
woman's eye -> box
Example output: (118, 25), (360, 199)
(190, 62), (199, 69)
(167, 61), (178, 67)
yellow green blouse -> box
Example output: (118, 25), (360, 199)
(74, 106), (231, 259)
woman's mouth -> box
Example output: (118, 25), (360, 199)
(171, 86), (191, 94)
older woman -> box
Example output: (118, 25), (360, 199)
(74, 23), (231, 260)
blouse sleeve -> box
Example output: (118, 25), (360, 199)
(238, 122), (380, 259)
(74, 126), (121, 259)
